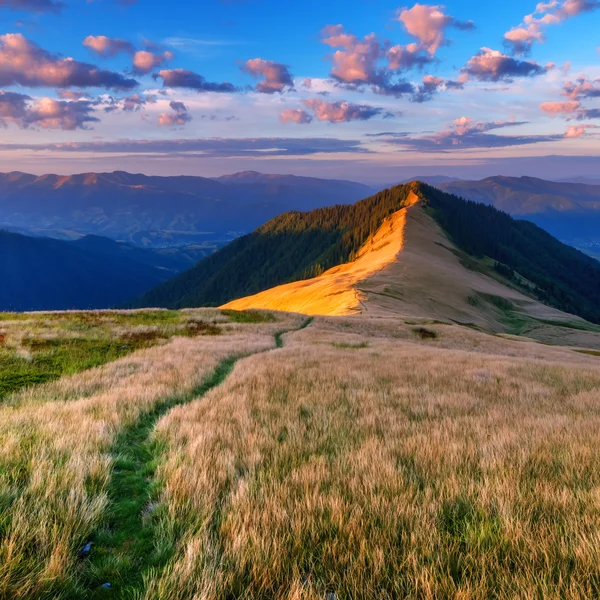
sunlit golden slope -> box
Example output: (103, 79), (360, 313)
(222, 192), (420, 316)
(223, 190), (600, 346)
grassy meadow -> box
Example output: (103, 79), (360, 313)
(1, 309), (600, 598)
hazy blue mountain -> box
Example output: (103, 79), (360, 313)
(437, 176), (600, 250)
(0, 230), (216, 311)
(0, 171), (374, 247)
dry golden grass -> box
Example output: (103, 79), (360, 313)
(143, 317), (600, 599)
(222, 193), (418, 316)
(0, 309), (302, 599)
(222, 202), (600, 352)
(2, 310), (600, 599)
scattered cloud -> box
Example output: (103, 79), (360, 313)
(0, 33), (138, 90)
(540, 100), (581, 114)
(505, 0), (600, 54)
(564, 123), (598, 137)
(411, 74), (465, 102)
(562, 74), (600, 99)
(462, 47), (547, 81)
(83, 35), (136, 57)
(540, 99), (600, 120)
(396, 4), (475, 55)
(158, 100), (192, 126)
(383, 116), (563, 151)
(0, 137), (369, 156)
(320, 25), (420, 96)
(280, 108), (313, 124)
(133, 49), (174, 74)
(83, 36), (175, 75)
(154, 68), (237, 92)
(0, 0), (64, 14)
(296, 98), (389, 123)
(0, 90), (98, 129)
(102, 93), (157, 112)
(57, 90), (91, 100)
(242, 58), (294, 93)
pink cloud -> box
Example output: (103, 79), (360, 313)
(301, 98), (387, 123)
(133, 50), (174, 75)
(320, 25), (423, 96)
(0, 33), (137, 90)
(0, 90), (98, 129)
(280, 108), (313, 124)
(397, 4), (474, 55)
(321, 26), (385, 85)
(562, 75), (600, 99)
(505, 0), (600, 53)
(565, 124), (598, 137)
(503, 23), (545, 54)
(158, 100), (192, 127)
(384, 117), (562, 151)
(83, 35), (135, 57)
(242, 58), (293, 93)
(462, 47), (546, 81)
(540, 100), (582, 115)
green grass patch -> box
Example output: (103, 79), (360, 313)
(332, 342), (369, 349)
(532, 318), (600, 333)
(275, 317), (313, 348)
(221, 309), (277, 324)
(0, 311), (223, 401)
(0, 339), (149, 401)
(83, 356), (241, 599)
(573, 349), (600, 357)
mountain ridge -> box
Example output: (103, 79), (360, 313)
(135, 181), (600, 330)
(0, 170), (374, 247)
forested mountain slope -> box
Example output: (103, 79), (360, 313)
(0, 231), (175, 311)
(133, 184), (416, 309)
(137, 182), (600, 328)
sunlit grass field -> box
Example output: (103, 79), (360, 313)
(1, 309), (600, 599)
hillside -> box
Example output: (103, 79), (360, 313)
(138, 182), (600, 332)
(0, 170), (373, 246)
(438, 176), (600, 250)
(0, 231), (193, 311)
(4, 308), (600, 598)
(133, 184), (417, 309)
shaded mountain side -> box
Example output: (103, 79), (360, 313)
(224, 198), (600, 346)
(0, 231), (183, 311)
(132, 184), (417, 309)
(419, 183), (600, 324)
(0, 170), (373, 246)
(437, 176), (600, 244)
(136, 181), (600, 328)
(68, 235), (216, 273)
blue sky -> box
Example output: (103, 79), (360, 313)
(0, 0), (599, 182)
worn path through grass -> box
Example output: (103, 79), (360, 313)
(83, 316), (313, 599)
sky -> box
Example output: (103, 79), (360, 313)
(0, 0), (598, 183)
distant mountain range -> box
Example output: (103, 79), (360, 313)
(0, 231), (213, 311)
(0, 171), (373, 247)
(437, 176), (600, 255)
(134, 182), (600, 327)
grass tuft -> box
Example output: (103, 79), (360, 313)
(412, 326), (438, 340)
